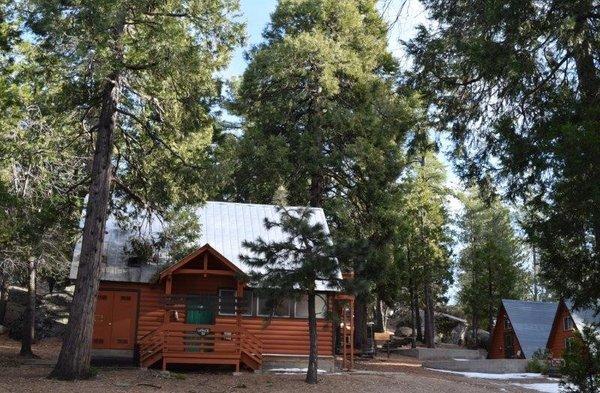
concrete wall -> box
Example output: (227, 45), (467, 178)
(423, 359), (529, 373)
(397, 348), (484, 360)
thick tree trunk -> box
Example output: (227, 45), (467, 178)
(49, 74), (121, 380)
(373, 296), (384, 333)
(306, 290), (318, 384)
(20, 259), (37, 357)
(423, 282), (435, 348)
(354, 294), (368, 352)
(0, 273), (8, 325)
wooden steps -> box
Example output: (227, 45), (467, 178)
(138, 323), (263, 371)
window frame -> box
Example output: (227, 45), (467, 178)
(218, 288), (254, 316)
(564, 316), (574, 331)
(293, 294), (328, 319)
(256, 296), (291, 318)
(218, 289), (236, 316)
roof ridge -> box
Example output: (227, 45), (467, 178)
(205, 200), (325, 211)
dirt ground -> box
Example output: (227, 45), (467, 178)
(0, 336), (548, 393)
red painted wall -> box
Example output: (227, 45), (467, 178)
(547, 302), (576, 359)
(488, 306), (523, 359)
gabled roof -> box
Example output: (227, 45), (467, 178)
(502, 299), (558, 359)
(564, 300), (600, 332)
(69, 201), (338, 291)
(158, 243), (244, 280)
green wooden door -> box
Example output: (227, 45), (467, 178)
(186, 298), (214, 324)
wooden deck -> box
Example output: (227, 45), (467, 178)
(139, 323), (263, 371)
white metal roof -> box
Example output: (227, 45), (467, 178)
(70, 201), (339, 291)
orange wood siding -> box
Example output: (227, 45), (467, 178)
(171, 274), (237, 294)
(489, 306), (523, 359)
(97, 281), (334, 357)
(216, 316), (333, 356)
(547, 302), (575, 359)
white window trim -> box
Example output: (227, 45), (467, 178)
(293, 294), (328, 319)
(256, 296), (291, 318)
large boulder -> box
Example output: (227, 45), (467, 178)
(395, 326), (413, 337)
(6, 289), (71, 340)
(465, 328), (490, 349)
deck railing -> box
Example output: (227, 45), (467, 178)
(139, 322), (263, 370)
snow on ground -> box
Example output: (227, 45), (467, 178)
(427, 369), (542, 380)
(510, 383), (560, 393)
(267, 368), (328, 374)
(452, 358), (470, 362)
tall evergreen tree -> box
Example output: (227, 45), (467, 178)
(230, 0), (422, 350)
(22, 0), (243, 379)
(457, 192), (528, 337)
(392, 153), (453, 348)
(405, 0), (600, 313)
(241, 206), (340, 384)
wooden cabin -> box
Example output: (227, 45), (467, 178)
(488, 299), (557, 359)
(546, 299), (600, 359)
(69, 202), (355, 371)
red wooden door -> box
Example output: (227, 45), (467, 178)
(110, 291), (138, 349)
(92, 290), (138, 350)
(93, 291), (114, 349)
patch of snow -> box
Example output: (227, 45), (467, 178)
(427, 369), (542, 380)
(268, 368), (327, 374)
(511, 383), (560, 393)
(452, 358), (470, 361)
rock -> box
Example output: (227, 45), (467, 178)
(465, 328), (490, 349)
(0, 325), (7, 334)
(395, 326), (413, 337)
(451, 324), (467, 345)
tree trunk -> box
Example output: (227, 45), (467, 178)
(409, 282), (417, 348)
(49, 73), (122, 380)
(423, 282), (435, 348)
(486, 259), (494, 332)
(306, 290), (318, 384)
(20, 259), (36, 358)
(354, 294), (368, 352)
(373, 296), (384, 333)
(415, 294), (423, 343)
(0, 272), (8, 325)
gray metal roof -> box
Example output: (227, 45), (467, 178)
(502, 299), (558, 359)
(565, 300), (600, 332)
(70, 201), (338, 291)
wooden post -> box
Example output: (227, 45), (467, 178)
(164, 275), (172, 324)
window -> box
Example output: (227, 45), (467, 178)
(257, 296), (290, 317)
(504, 317), (512, 330)
(565, 337), (575, 351)
(564, 316), (575, 331)
(219, 289), (253, 316)
(294, 294), (327, 318)
(219, 289), (236, 315)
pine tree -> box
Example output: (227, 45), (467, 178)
(395, 153), (453, 348)
(229, 0), (422, 351)
(21, 0), (243, 379)
(240, 206), (340, 384)
(457, 192), (528, 337)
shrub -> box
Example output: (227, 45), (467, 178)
(560, 326), (600, 393)
(527, 348), (551, 374)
